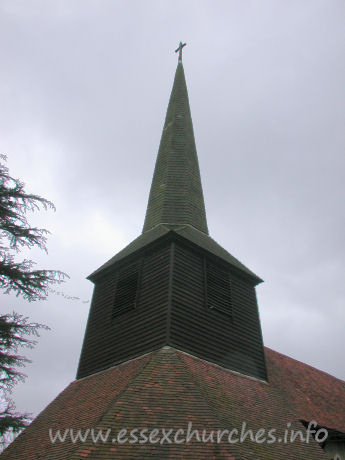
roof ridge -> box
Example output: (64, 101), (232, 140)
(3, 347), (339, 458)
(166, 349), (259, 458)
(72, 347), (249, 458)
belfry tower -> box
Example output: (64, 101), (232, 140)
(77, 43), (267, 381)
(3, 43), (344, 460)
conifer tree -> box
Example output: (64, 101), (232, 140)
(0, 155), (65, 446)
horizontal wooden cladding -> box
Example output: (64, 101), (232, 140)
(170, 243), (267, 380)
(77, 244), (172, 379)
(170, 309), (266, 379)
(77, 236), (267, 381)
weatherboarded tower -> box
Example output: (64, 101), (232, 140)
(77, 44), (267, 382)
(3, 45), (345, 460)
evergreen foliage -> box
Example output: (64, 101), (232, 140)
(0, 155), (65, 447)
(0, 313), (48, 445)
(0, 154), (64, 300)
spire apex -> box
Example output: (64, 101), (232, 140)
(175, 41), (186, 62)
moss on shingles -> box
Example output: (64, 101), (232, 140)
(143, 63), (209, 235)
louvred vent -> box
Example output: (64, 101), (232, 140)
(112, 263), (140, 318)
(206, 261), (232, 318)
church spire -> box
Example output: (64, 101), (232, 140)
(143, 45), (209, 235)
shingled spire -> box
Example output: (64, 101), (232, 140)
(3, 45), (345, 460)
(143, 48), (209, 235)
(77, 45), (266, 383)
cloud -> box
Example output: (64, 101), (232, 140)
(1, 0), (344, 419)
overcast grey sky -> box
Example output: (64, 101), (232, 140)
(0, 0), (344, 419)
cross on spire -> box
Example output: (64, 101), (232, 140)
(175, 41), (186, 62)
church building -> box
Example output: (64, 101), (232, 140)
(3, 44), (345, 460)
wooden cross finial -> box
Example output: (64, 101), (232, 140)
(175, 41), (186, 62)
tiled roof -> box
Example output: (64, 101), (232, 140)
(89, 224), (261, 282)
(266, 347), (345, 433)
(142, 62), (209, 235)
(3, 346), (344, 459)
